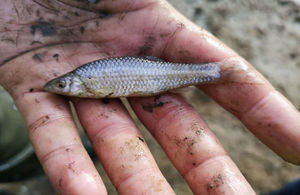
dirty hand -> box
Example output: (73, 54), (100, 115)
(0, 0), (300, 194)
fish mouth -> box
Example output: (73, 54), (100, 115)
(43, 81), (53, 92)
(43, 77), (61, 93)
(43, 85), (55, 94)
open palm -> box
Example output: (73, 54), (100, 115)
(0, 0), (299, 194)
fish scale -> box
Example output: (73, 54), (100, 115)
(77, 56), (221, 97)
(44, 56), (222, 98)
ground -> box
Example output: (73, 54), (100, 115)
(0, 0), (299, 194)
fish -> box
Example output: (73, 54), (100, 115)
(44, 56), (221, 98)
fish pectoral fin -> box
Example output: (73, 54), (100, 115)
(88, 88), (115, 98)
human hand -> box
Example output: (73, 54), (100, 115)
(0, 0), (299, 194)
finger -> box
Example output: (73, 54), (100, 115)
(130, 94), (255, 194)
(13, 93), (106, 194)
(161, 4), (300, 164)
(56, 0), (158, 13)
(0, 45), (112, 194)
(73, 98), (175, 194)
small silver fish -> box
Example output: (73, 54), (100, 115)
(44, 56), (221, 98)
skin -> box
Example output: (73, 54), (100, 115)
(0, 0), (299, 194)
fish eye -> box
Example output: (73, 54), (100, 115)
(56, 81), (66, 88)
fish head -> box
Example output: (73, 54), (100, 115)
(44, 73), (86, 96)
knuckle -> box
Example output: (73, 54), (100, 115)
(39, 143), (81, 165)
(27, 113), (72, 134)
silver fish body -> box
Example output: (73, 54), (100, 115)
(44, 56), (221, 98)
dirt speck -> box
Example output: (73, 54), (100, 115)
(142, 97), (169, 112)
(174, 136), (196, 155)
(154, 179), (164, 192)
(207, 174), (225, 192)
(31, 22), (56, 36)
(138, 35), (156, 56)
(34, 98), (40, 103)
(142, 101), (165, 112)
(177, 49), (197, 63)
(137, 136), (145, 142)
(36, 9), (40, 17)
(110, 108), (117, 113)
(32, 53), (43, 62)
(99, 9), (113, 19)
(53, 53), (59, 61)
(102, 98), (110, 104)
(29, 88), (34, 92)
(190, 123), (206, 137)
(31, 41), (43, 45)
(28, 115), (51, 132)
(96, 137), (105, 144)
(80, 26), (85, 34)
(67, 161), (77, 173)
(99, 112), (109, 118)
(120, 138), (146, 161)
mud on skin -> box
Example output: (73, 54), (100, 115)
(0, 0), (107, 66)
(0, 0), (181, 69)
(31, 22), (56, 37)
(207, 174), (226, 192)
(142, 96), (170, 113)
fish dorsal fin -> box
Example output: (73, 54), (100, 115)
(138, 56), (165, 62)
